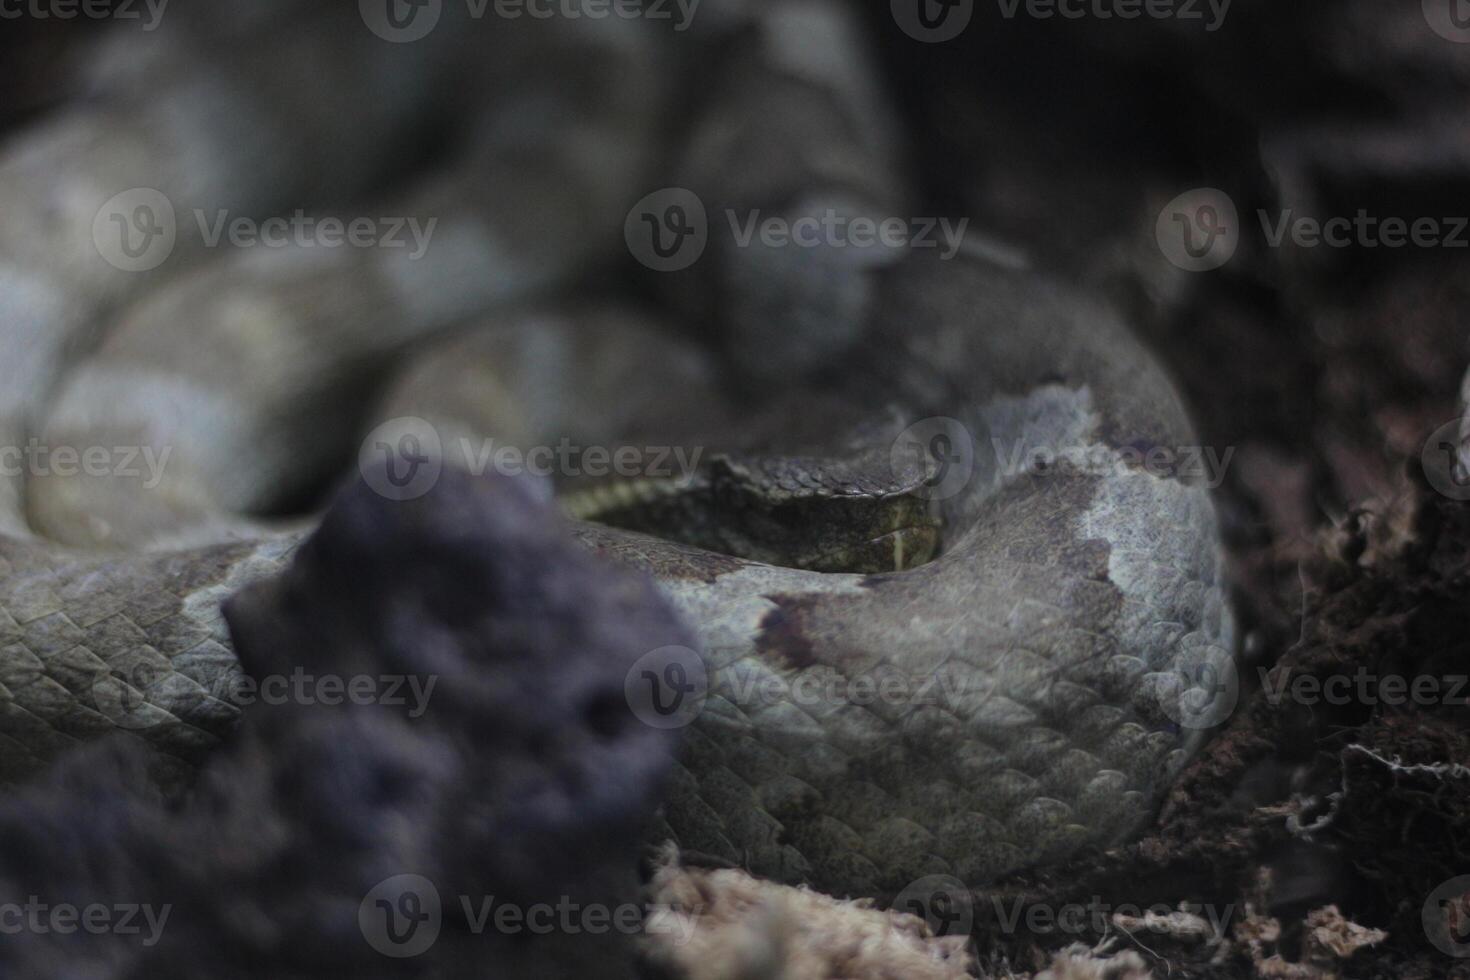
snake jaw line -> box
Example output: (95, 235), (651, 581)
(558, 474), (695, 522)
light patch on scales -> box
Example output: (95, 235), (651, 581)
(656, 561), (870, 730)
(558, 475), (695, 521)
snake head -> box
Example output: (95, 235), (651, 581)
(702, 449), (941, 574)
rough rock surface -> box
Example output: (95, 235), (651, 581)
(0, 465), (689, 978)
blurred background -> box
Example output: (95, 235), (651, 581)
(3, 1), (1470, 976)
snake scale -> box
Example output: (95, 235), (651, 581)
(0, 1), (1233, 898)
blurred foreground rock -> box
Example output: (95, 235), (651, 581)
(0, 465), (689, 978)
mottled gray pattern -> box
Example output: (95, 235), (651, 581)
(0, 534), (297, 787)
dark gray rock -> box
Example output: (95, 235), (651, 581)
(0, 465), (689, 978)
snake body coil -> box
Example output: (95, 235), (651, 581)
(0, 3), (1233, 897)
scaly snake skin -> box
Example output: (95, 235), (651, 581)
(0, 3), (1234, 898)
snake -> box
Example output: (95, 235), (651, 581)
(0, 1), (1234, 899)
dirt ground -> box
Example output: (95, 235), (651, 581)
(859, 3), (1470, 977)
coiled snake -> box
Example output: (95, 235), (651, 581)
(0, 3), (1233, 898)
